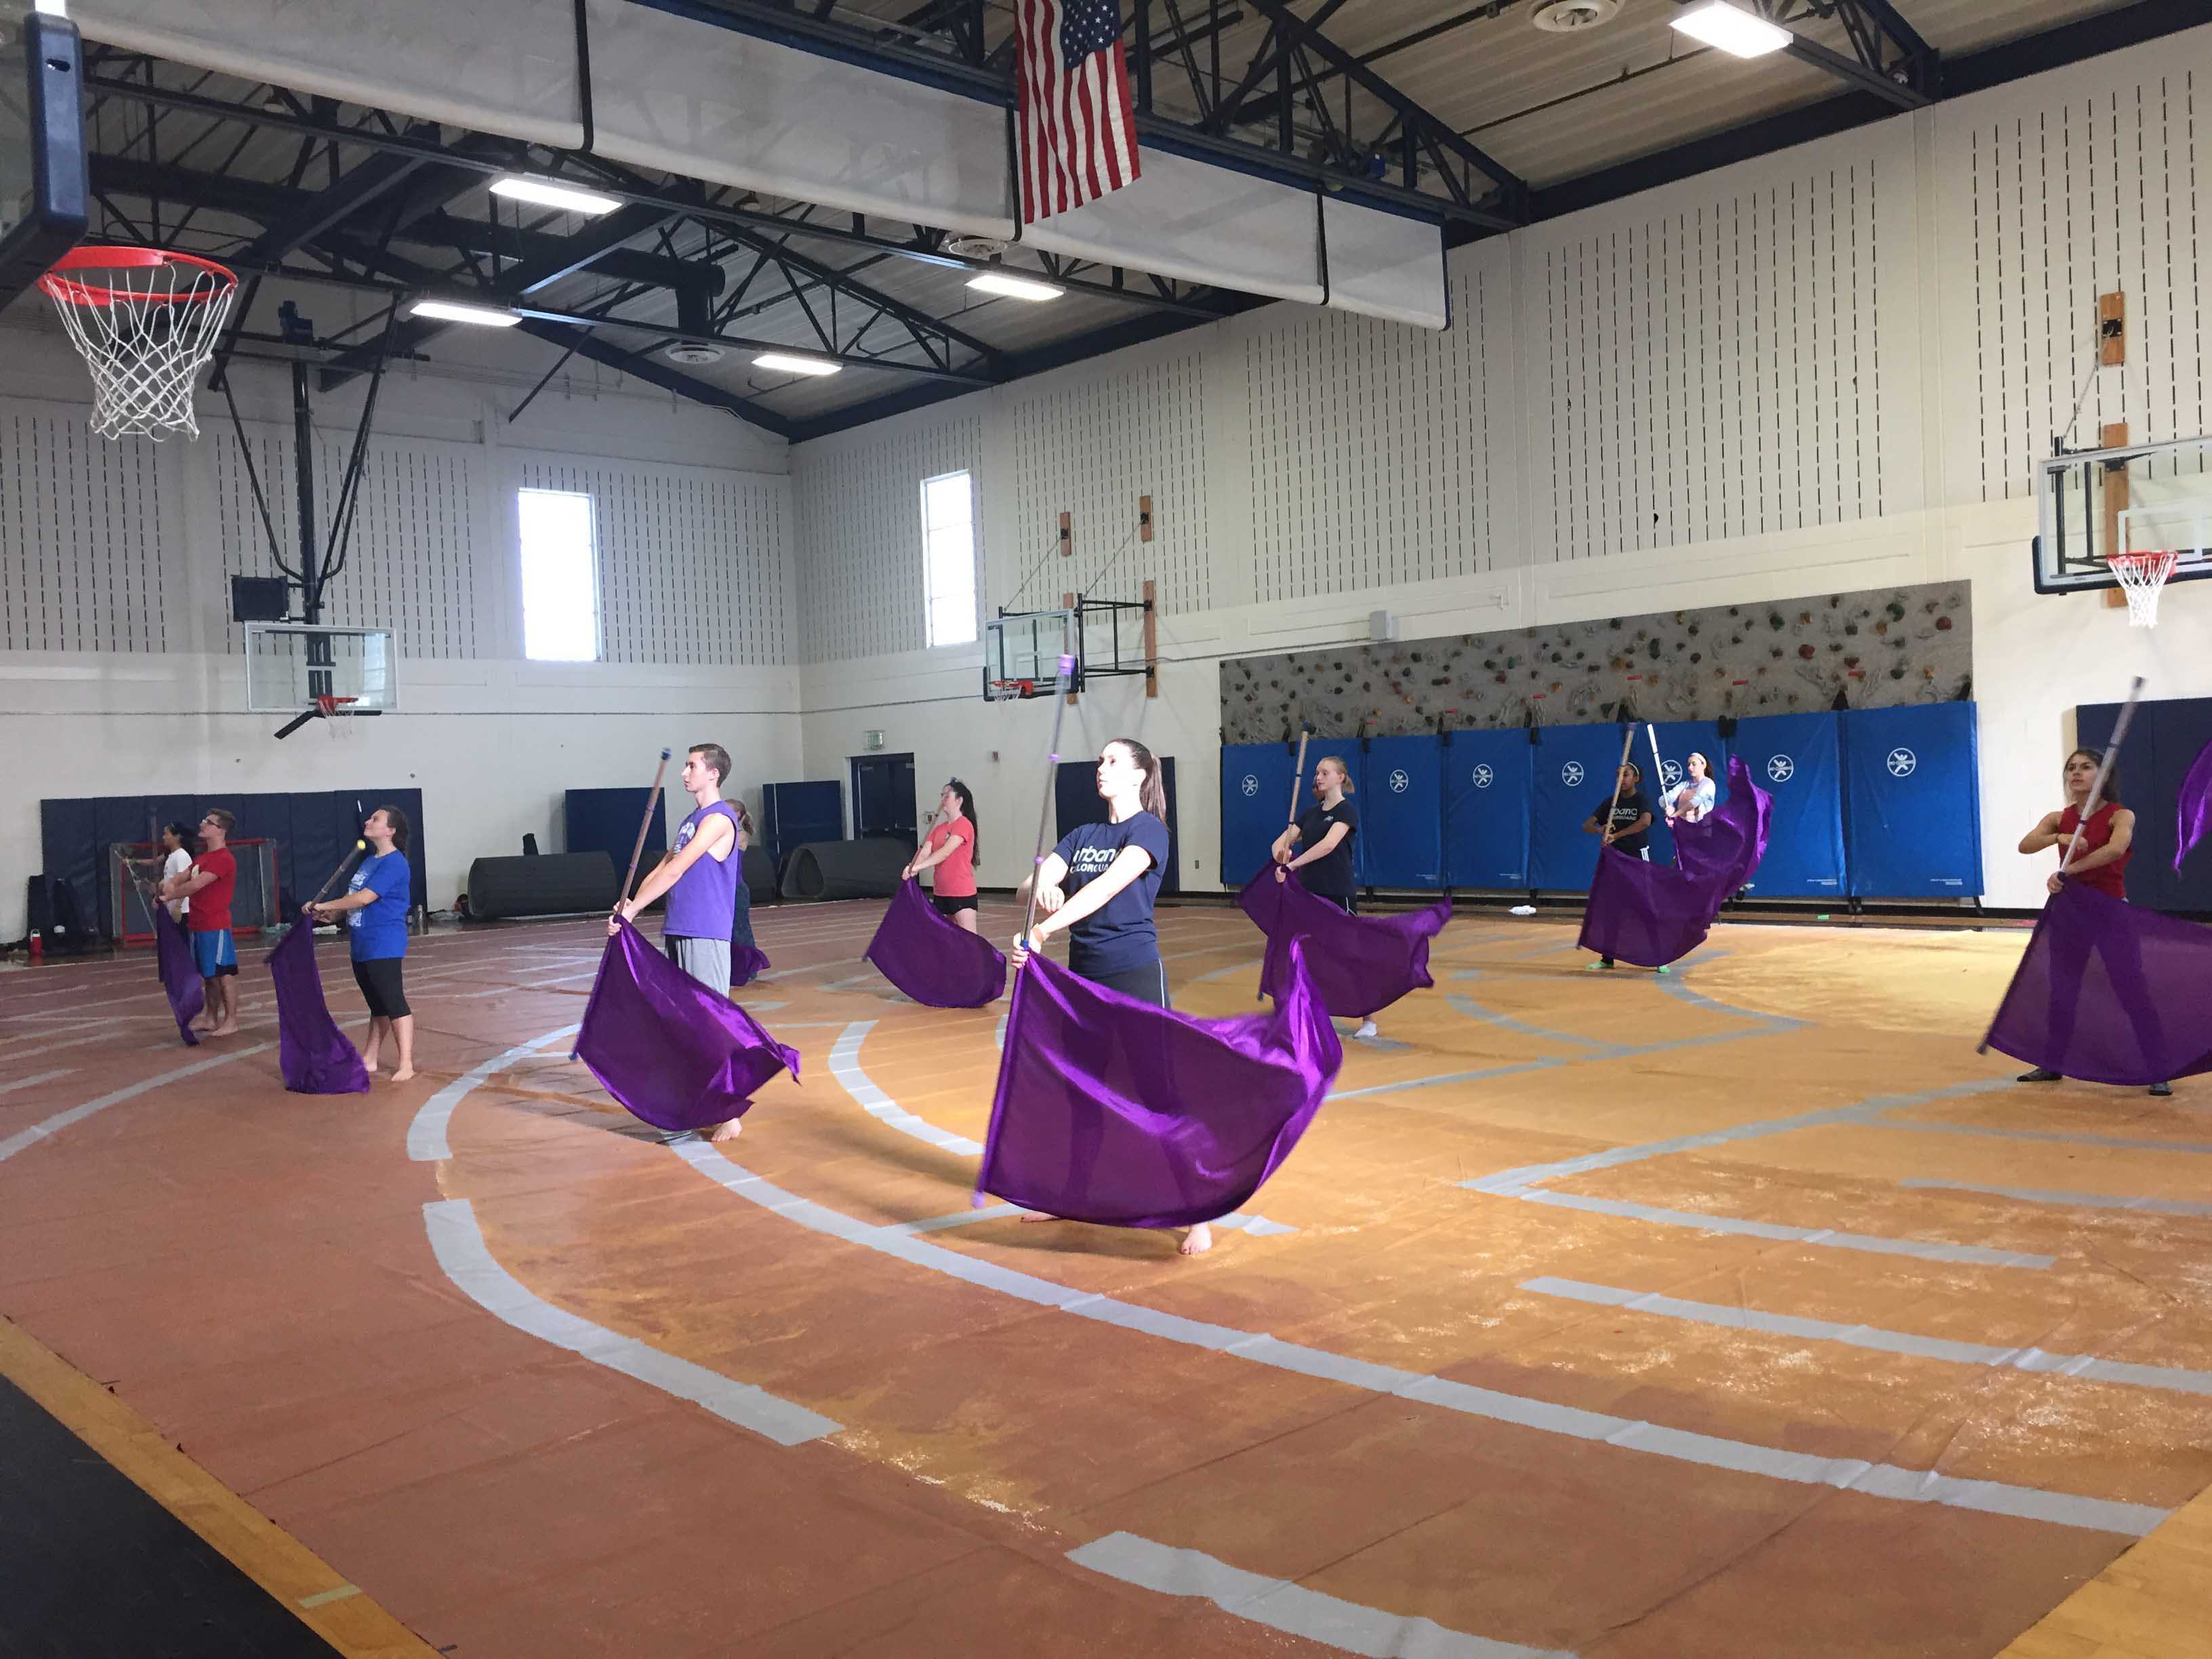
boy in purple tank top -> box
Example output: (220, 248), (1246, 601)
(610, 742), (746, 1139)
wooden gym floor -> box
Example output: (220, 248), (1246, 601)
(1, 899), (2207, 1658)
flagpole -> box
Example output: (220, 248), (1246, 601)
(1286, 722), (1314, 832)
(618, 748), (676, 913)
(1599, 723), (1637, 847)
(2057, 676), (2145, 872)
(1019, 656), (1079, 952)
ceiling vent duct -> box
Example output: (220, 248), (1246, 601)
(1532, 0), (1622, 31)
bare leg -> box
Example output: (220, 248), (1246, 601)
(193, 979), (218, 1033)
(953, 909), (981, 935)
(1179, 1221), (1214, 1256)
(705, 1116), (743, 1143)
(209, 977), (239, 1036)
(389, 1015), (415, 1082)
(1019, 1210), (1062, 1223)
(363, 1016), (389, 1073)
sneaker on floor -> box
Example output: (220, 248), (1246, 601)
(2150, 1082), (2173, 1097)
(1654, 966), (1671, 976)
(2016, 1067), (2063, 1083)
(1586, 960), (1615, 972)
(1355, 1020), (1378, 1040)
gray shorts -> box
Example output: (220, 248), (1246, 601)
(665, 935), (733, 998)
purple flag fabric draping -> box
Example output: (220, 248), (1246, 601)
(152, 904), (203, 1047)
(1983, 879), (2212, 1087)
(976, 940), (1343, 1229)
(865, 878), (1006, 1008)
(1237, 869), (1451, 1019)
(733, 944), (772, 987)
(1578, 758), (1773, 969)
(2177, 738), (2212, 872)
(266, 922), (370, 1094)
(575, 918), (800, 1133)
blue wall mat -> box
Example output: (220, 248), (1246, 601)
(1641, 720), (1730, 868)
(1727, 714), (1846, 899)
(760, 781), (843, 873)
(1359, 735), (1445, 888)
(1218, 741), (1302, 887)
(1443, 729), (1534, 889)
(1531, 723), (1643, 890)
(1843, 703), (1984, 898)
(565, 788), (668, 876)
(2078, 695), (2212, 912)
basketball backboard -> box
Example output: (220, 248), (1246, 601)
(983, 608), (1076, 701)
(245, 622), (398, 714)
(0, 9), (87, 314)
(2034, 433), (2212, 595)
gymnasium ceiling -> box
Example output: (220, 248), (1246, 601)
(16, 0), (2194, 440)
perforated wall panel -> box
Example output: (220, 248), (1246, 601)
(792, 413), (984, 663)
(1942, 65), (2208, 501)
(1004, 355), (1207, 613)
(1246, 264), (1497, 600)
(0, 405), (172, 652)
(213, 430), (483, 659)
(1530, 162), (1886, 558)
(517, 457), (792, 667)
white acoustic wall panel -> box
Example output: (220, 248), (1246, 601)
(792, 413), (985, 663)
(1245, 258), (1501, 602)
(0, 405), (173, 653)
(1526, 157), (1888, 560)
(518, 457), (792, 668)
(1004, 354), (1209, 615)
(1934, 54), (2209, 503)
(213, 430), (484, 660)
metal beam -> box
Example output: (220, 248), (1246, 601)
(515, 319), (796, 438)
(241, 149), (427, 263)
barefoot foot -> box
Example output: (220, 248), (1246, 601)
(1019, 1211), (1063, 1223)
(1179, 1223), (1214, 1256)
(389, 1066), (416, 1083)
(705, 1118), (744, 1143)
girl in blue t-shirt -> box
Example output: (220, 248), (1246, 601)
(305, 806), (415, 1082)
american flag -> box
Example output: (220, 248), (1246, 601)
(1015, 0), (1141, 224)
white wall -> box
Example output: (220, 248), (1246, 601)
(790, 26), (2212, 913)
(0, 324), (798, 937)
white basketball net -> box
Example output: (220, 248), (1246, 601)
(2105, 550), (2179, 628)
(40, 255), (238, 441)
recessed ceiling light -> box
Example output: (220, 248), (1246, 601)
(407, 298), (521, 327)
(967, 270), (1065, 302)
(489, 176), (624, 216)
(753, 352), (842, 377)
(1668, 0), (1791, 58)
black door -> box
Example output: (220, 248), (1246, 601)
(851, 753), (918, 842)
(1054, 756), (1180, 895)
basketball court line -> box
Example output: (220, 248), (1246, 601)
(1899, 1180), (2212, 1220)
(1509, 1189), (2055, 1270)
(0, 1046), (274, 1164)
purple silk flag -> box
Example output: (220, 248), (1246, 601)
(266, 923), (370, 1094)
(1983, 878), (2212, 1086)
(2177, 737), (2212, 872)
(977, 940), (1343, 1229)
(152, 905), (203, 1047)
(575, 919), (800, 1133)
(865, 878), (1006, 1008)
(1579, 757), (1772, 969)
(1237, 869), (1451, 1019)
(734, 944), (772, 987)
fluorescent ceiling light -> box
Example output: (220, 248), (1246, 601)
(754, 352), (842, 377)
(489, 175), (623, 216)
(408, 298), (521, 327)
(966, 270), (1065, 302)
(1669, 0), (1791, 58)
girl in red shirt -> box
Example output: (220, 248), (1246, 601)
(904, 779), (981, 934)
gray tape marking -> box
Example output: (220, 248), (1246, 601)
(665, 1142), (2158, 1534)
(889, 1205), (1296, 1240)
(460, 970), (600, 998)
(1881, 1120), (2212, 1158)
(1067, 1532), (1574, 1659)
(406, 1025), (583, 1162)
(1192, 958), (1267, 984)
(1647, 955), (1807, 1028)
(1330, 1059), (1568, 1101)
(1524, 1278), (2212, 1395)
(829, 1021), (985, 1157)
(1446, 994), (1623, 1052)
(1900, 1179), (2212, 1219)
(421, 1198), (838, 1446)
(0, 1068), (75, 1099)
(1512, 1191), (2053, 1269)
(0, 1044), (272, 1164)
(1339, 1019), (1799, 1107)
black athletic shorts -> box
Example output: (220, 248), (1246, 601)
(352, 956), (410, 1020)
(1309, 890), (1357, 915)
(930, 893), (979, 916)
(1077, 958), (1171, 1008)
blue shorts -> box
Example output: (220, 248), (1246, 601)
(190, 929), (238, 978)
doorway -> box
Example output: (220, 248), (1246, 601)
(849, 752), (918, 844)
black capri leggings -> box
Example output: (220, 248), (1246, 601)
(1079, 958), (1171, 1008)
(352, 956), (410, 1020)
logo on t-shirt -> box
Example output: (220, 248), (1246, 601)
(1068, 845), (1120, 876)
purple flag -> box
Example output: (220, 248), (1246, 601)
(152, 905), (203, 1047)
(1983, 879), (2212, 1087)
(1671, 755), (1774, 892)
(977, 940), (1342, 1229)
(575, 918), (800, 1133)
(864, 879), (1006, 1008)
(2177, 737), (2212, 872)
(734, 944), (772, 987)
(1579, 756), (1772, 969)
(1237, 869), (1451, 1019)
(266, 923), (371, 1094)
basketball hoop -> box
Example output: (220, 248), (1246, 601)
(2103, 550), (2179, 628)
(316, 694), (359, 739)
(985, 678), (1040, 702)
(38, 247), (239, 441)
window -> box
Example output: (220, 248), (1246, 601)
(517, 488), (600, 661)
(920, 470), (978, 647)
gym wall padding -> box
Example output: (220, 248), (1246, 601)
(1727, 714), (1847, 899)
(1443, 729), (1534, 889)
(1359, 735), (1444, 888)
(1843, 703), (1984, 899)
(2077, 694), (2212, 912)
(779, 838), (909, 901)
(1641, 720), (1732, 869)
(1218, 741), (1301, 887)
(466, 853), (618, 920)
(565, 788), (667, 869)
(1530, 724), (1643, 891)
(760, 781), (843, 873)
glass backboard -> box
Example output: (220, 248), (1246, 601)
(2034, 433), (2212, 594)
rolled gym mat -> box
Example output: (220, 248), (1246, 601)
(466, 852), (619, 920)
(779, 838), (912, 901)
